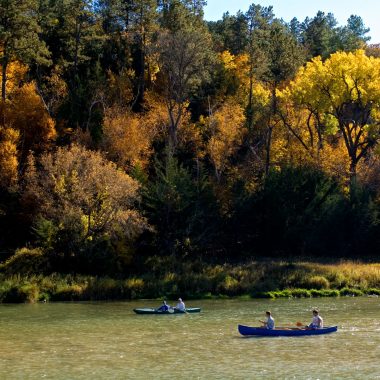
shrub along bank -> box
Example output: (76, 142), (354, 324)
(0, 259), (380, 303)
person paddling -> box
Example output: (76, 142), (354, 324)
(156, 300), (170, 312)
(308, 309), (323, 329)
(260, 311), (275, 330)
(175, 298), (186, 311)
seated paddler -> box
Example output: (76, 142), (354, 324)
(156, 300), (170, 312)
(260, 311), (275, 329)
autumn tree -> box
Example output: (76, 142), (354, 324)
(283, 50), (380, 193)
(206, 101), (245, 181)
(0, 59), (56, 165)
(210, 50), (273, 175)
(24, 144), (147, 259)
(0, 124), (21, 254)
(101, 106), (159, 170)
(366, 44), (380, 58)
(0, 126), (19, 190)
(35, 66), (68, 117)
(0, 60), (28, 101)
(236, 9), (305, 174)
(3, 82), (56, 163)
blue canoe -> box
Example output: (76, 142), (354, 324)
(238, 324), (338, 337)
(133, 307), (201, 314)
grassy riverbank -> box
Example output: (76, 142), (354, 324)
(1, 260), (380, 303)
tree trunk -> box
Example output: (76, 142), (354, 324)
(1, 56), (8, 101)
(247, 59), (254, 131)
(74, 20), (80, 76)
(349, 159), (358, 200)
(132, 35), (146, 112)
(265, 86), (277, 176)
(265, 125), (273, 176)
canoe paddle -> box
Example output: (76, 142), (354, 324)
(284, 322), (305, 328)
(272, 322), (305, 329)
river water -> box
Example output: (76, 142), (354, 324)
(0, 297), (379, 379)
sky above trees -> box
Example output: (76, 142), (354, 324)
(204, 0), (380, 43)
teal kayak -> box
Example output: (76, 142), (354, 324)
(133, 307), (201, 314)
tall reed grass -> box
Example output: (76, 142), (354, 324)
(0, 260), (379, 303)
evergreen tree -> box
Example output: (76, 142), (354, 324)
(97, 0), (158, 110)
(300, 11), (338, 59)
(144, 155), (219, 257)
(40, 0), (104, 128)
(245, 4), (274, 132)
(289, 17), (302, 43)
(155, 4), (214, 149)
(158, 0), (205, 31)
(260, 20), (305, 174)
(336, 15), (371, 51)
(207, 11), (248, 54)
(0, 0), (50, 100)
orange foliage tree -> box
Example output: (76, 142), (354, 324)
(101, 107), (157, 170)
(0, 126), (19, 190)
(3, 82), (56, 162)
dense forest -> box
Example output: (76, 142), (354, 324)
(1, 0), (380, 281)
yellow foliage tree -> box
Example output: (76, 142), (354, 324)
(280, 50), (380, 190)
(0, 126), (19, 190)
(24, 145), (147, 250)
(102, 107), (157, 170)
(271, 114), (350, 181)
(3, 82), (56, 161)
(217, 51), (271, 110)
(101, 90), (172, 171)
(218, 51), (277, 176)
(106, 69), (135, 107)
(0, 60), (28, 97)
(207, 101), (246, 181)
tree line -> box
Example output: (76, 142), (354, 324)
(1, 0), (379, 276)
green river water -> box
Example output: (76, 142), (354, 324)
(0, 297), (379, 379)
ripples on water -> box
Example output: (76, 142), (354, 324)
(0, 297), (379, 379)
